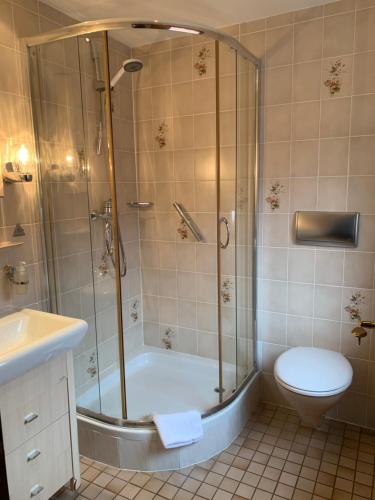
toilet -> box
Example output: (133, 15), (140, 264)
(274, 347), (353, 428)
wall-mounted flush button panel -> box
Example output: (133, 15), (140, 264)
(295, 211), (360, 248)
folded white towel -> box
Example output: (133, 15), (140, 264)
(153, 410), (203, 449)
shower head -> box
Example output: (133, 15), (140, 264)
(110, 58), (143, 88)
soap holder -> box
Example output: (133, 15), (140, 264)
(3, 162), (33, 184)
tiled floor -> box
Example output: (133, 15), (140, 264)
(57, 404), (375, 500)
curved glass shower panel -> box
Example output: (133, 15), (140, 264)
(29, 32), (126, 419)
(109, 30), (222, 420)
(27, 20), (259, 425)
(28, 36), (102, 412)
(218, 41), (258, 401)
(218, 40), (238, 400)
(76, 32), (125, 419)
(236, 55), (257, 385)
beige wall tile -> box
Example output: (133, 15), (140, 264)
(294, 5), (324, 23)
(292, 101), (320, 140)
(287, 316), (313, 346)
(355, 7), (375, 52)
(293, 60), (322, 102)
(348, 176), (375, 213)
(266, 26), (293, 67)
(325, 0), (355, 14)
(288, 283), (314, 316)
(294, 19), (324, 62)
(351, 95), (375, 135)
(291, 140), (319, 177)
(317, 177), (347, 211)
(240, 31), (266, 60)
(344, 252), (375, 288)
(265, 104), (292, 141)
(316, 250), (344, 286)
(171, 46), (193, 83)
(263, 142), (291, 178)
(313, 318), (341, 350)
(350, 136), (375, 175)
(288, 249), (315, 283)
(320, 97), (351, 137)
(323, 12), (355, 57)
(353, 51), (375, 94)
(319, 138), (349, 176)
(265, 66), (292, 105)
(314, 285), (343, 320)
(290, 177), (318, 211)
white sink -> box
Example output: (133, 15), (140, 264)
(0, 308), (88, 385)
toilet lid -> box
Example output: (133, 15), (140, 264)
(274, 347), (353, 395)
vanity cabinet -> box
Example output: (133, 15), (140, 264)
(0, 352), (80, 499)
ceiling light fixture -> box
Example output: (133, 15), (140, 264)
(169, 26), (201, 34)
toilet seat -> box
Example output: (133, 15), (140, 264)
(274, 347), (353, 397)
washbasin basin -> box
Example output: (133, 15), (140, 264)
(0, 308), (87, 385)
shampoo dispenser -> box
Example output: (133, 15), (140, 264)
(3, 261), (29, 294)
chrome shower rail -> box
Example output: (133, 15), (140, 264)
(173, 202), (203, 242)
(24, 18), (260, 67)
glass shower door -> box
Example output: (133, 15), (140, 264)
(236, 55), (258, 385)
(29, 31), (127, 419)
(218, 42), (257, 401)
(217, 41), (237, 400)
(29, 36), (102, 413)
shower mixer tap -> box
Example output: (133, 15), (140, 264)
(89, 199), (127, 277)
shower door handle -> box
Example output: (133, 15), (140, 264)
(219, 217), (230, 249)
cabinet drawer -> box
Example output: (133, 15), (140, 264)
(0, 355), (67, 412)
(1, 374), (69, 453)
(6, 415), (72, 500)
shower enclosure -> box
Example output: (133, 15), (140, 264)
(26, 20), (259, 468)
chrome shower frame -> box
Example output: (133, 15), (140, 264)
(25, 18), (260, 428)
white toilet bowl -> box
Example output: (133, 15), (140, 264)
(274, 347), (353, 427)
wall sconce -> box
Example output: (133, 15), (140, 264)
(3, 144), (33, 184)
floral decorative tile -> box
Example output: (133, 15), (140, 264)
(265, 181), (284, 211)
(324, 59), (346, 96)
(177, 218), (189, 239)
(155, 121), (168, 149)
(130, 299), (139, 323)
(194, 46), (210, 76)
(162, 327), (175, 349)
(344, 291), (365, 321)
(221, 278), (234, 304)
(87, 352), (97, 378)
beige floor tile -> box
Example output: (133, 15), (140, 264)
(181, 478), (201, 494)
(144, 478), (164, 493)
(96, 490), (116, 500)
(94, 473), (115, 488)
(107, 478), (128, 495)
(68, 405), (375, 500)
(120, 483), (141, 500)
(158, 483), (178, 499)
(196, 483), (217, 499)
(274, 482), (294, 499)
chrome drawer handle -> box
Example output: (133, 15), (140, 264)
(24, 412), (38, 425)
(27, 449), (41, 462)
(30, 484), (44, 497)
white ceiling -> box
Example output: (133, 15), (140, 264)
(44, 0), (337, 46)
